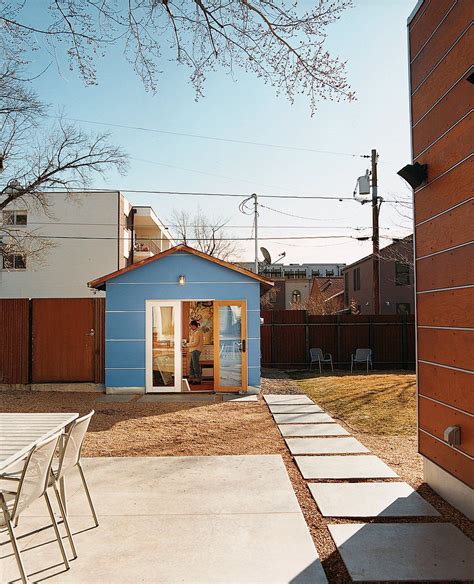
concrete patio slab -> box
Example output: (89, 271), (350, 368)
(2, 456), (327, 583)
(263, 394), (314, 405)
(269, 404), (323, 414)
(309, 482), (440, 517)
(273, 413), (335, 424)
(329, 523), (474, 581)
(95, 394), (137, 403)
(223, 394), (258, 402)
(278, 424), (349, 437)
(286, 437), (369, 455)
(295, 455), (398, 479)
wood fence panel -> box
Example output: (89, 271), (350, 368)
(0, 299), (29, 384)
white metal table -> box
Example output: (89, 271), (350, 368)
(0, 413), (79, 473)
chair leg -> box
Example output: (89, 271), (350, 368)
(77, 462), (99, 527)
(60, 476), (67, 516)
(3, 507), (29, 584)
(53, 482), (78, 559)
(44, 491), (70, 570)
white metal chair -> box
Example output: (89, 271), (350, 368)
(351, 348), (373, 373)
(51, 411), (98, 529)
(309, 348), (334, 373)
(0, 433), (71, 584)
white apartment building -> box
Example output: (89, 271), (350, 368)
(0, 191), (175, 298)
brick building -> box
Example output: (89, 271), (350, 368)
(406, 0), (473, 517)
(342, 236), (414, 315)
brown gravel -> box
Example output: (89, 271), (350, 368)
(1, 375), (472, 583)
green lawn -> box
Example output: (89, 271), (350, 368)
(288, 371), (416, 435)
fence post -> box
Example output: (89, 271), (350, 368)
(28, 299), (33, 384)
(401, 315), (409, 370)
(304, 311), (309, 367)
(271, 311), (276, 369)
(336, 315), (341, 369)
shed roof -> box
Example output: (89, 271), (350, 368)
(88, 244), (274, 292)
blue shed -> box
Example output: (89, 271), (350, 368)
(89, 245), (273, 394)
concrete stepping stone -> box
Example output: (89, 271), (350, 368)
(95, 394), (137, 403)
(286, 437), (369, 455)
(295, 455), (398, 479)
(273, 413), (335, 424)
(223, 394), (258, 402)
(309, 482), (440, 517)
(269, 404), (323, 414)
(279, 424), (349, 437)
(263, 394), (314, 405)
(329, 523), (474, 581)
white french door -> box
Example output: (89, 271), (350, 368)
(146, 301), (182, 392)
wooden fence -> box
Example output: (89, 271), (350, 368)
(261, 310), (415, 369)
(0, 298), (105, 385)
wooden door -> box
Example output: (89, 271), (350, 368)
(32, 299), (96, 382)
(213, 300), (247, 392)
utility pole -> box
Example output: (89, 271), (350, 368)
(371, 149), (380, 315)
(252, 193), (259, 274)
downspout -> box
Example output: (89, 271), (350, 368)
(130, 208), (137, 264)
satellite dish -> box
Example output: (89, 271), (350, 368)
(260, 247), (272, 265)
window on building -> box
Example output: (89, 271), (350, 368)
(395, 262), (410, 285)
(291, 290), (301, 304)
(311, 269), (320, 277)
(325, 269), (334, 276)
(353, 267), (361, 291)
(2, 253), (26, 270)
(2, 210), (27, 226)
(396, 302), (411, 315)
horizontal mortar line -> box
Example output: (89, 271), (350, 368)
(410, 0), (458, 63)
(106, 339), (145, 342)
(412, 68), (473, 127)
(418, 325), (474, 331)
(415, 153), (473, 193)
(106, 310), (145, 313)
(416, 197), (474, 226)
(418, 360), (474, 374)
(419, 428), (474, 460)
(416, 240), (474, 261)
(419, 394), (474, 417)
(414, 110), (473, 161)
(408, 0), (432, 29)
(417, 284), (474, 294)
(411, 24), (472, 95)
(107, 281), (258, 285)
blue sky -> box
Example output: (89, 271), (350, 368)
(24, 0), (415, 264)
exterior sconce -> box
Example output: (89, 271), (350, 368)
(178, 275), (185, 286)
(397, 162), (428, 189)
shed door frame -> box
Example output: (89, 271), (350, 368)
(146, 300), (182, 393)
(213, 300), (248, 393)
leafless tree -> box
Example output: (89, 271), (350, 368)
(0, 63), (128, 264)
(1, 1), (355, 113)
(170, 208), (240, 261)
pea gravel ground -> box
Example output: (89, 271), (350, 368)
(1, 370), (472, 583)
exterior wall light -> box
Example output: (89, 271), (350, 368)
(397, 162), (428, 189)
(178, 275), (185, 286)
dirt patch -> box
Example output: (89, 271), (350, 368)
(1, 379), (472, 583)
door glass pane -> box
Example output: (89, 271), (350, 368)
(218, 304), (242, 387)
(152, 305), (175, 387)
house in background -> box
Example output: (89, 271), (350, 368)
(307, 277), (345, 314)
(342, 235), (414, 315)
(0, 191), (174, 298)
(89, 244), (272, 394)
(406, 0), (473, 518)
(245, 262), (346, 309)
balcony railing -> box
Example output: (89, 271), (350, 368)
(134, 239), (162, 255)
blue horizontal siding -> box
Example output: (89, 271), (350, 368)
(104, 251), (262, 390)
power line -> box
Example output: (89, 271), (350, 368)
(11, 234), (398, 242)
(59, 116), (370, 159)
(16, 186), (405, 204)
